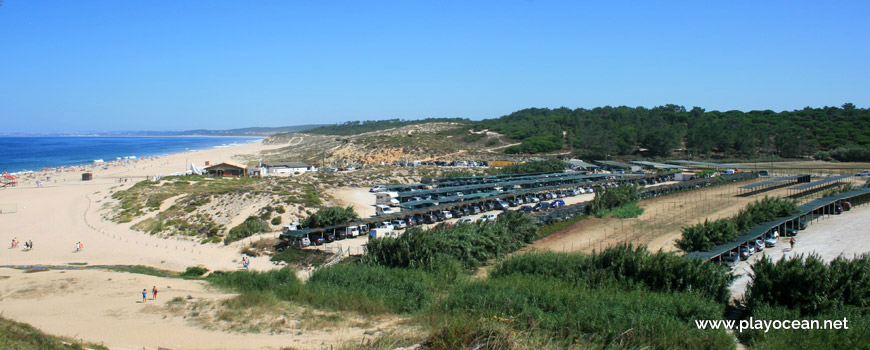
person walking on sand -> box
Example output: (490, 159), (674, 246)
(142, 288), (148, 303)
(152, 286), (158, 300)
(789, 237), (796, 250)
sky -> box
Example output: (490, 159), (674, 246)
(0, 1), (868, 133)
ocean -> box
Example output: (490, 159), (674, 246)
(0, 136), (261, 173)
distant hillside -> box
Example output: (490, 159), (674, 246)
(475, 104), (870, 161)
(304, 118), (470, 136)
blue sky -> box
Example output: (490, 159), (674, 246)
(0, 1), (867, 132)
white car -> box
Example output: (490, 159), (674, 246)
(377, 222), (395, 230)
(369, 185), (387, 192)
(441, 210), (453, 219)
(478, 214), (498, 222)
(391, 220), (407, 229)
(458, 218), (474, 224)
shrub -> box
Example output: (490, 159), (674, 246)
(302, 206), (357, 228)
(224, 216), (270, 244)
(499, 159), (568, 175)
(746, 253), (870, 316)
(484, 137), (499, 147)
(363, 212), (537, 269)
(677, 196), (799, 252)
(586, 185), (640, 215)
(180, 266), (209, 278)
(270, 216), (282, 225)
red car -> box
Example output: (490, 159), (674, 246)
(843, 201), (853, 211)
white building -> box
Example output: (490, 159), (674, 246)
(262, 162), (315, 175)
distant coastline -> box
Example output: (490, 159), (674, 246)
(0, 136), (262, 174)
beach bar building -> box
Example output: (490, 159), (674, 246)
(205, 162), (248, 177)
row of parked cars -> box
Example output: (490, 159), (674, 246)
(723, 201), (854, 268)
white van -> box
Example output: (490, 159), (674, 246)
(376, 192), (401, 207)
(347, 225), (360, 237)
(375, 205), (395, 216)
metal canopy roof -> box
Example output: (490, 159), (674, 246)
(685, 187), (870, 261)
(791, 174), (852, 190)
(631, 161), (684, 169)
(668, 160), (760, 169)
(394, 173), (608, 198)
(595, 160), (633, 169)
(566, 160), (599, 168)
(739, 174), (809, 189)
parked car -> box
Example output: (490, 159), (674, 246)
(485, 201), (496, 211)
(471, 205), (482, 214)
(755, 239), (765, 252)
(422, 214), (437, 224)
(310, 234), (325, 246)
(405, 216), (417, 227)
(441, 210), (453, 220)
(843, 201), (853, 211)
(747, 243), (756, 255)
(856, 171), (870, 177)
(739, 246), (751, 260)
(533, 202), (550, 211)
(551, 199), (565, 208)
(764, 238), (777, 247)
(479, 214), (498, 222)
(517, 205), (534, 213)
(834, 204), (844, 214)
(799, 220), (808, 230)
(457, 218), (474, 224)
(495, 200), (510, 210)
(391, 219), (407, 229)
(450, 208), (464, 218)
(434, 211), (448, 221)
(785, 228), (799, 237)
(369, 185), (387, 192)
(724, 252), (739, 268)
(377, 222), (395, 230)
(323, 232), (335, 243)
(507, 198), (520, 207)
(768, 229), (779, 239)
(336, 230), (347, 240)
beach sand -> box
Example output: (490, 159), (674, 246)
(0, 140), (389, 349)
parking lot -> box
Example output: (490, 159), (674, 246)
(728, 203), (870, 300)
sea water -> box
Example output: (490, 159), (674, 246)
(0, 136), (261, 173)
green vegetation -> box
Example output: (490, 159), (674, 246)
(270, 248), (333, 268)
(476, 104), (870, 159)
(586, 185), (640, 215)
(815, 145), (870, 162)
(0, 315), (109, 350)
(110, 175), (321, 239)
(206, 244), (735, 349)
(492, 246), (734, 303)
(677, 196), (799, 252)
(304, 118), (469, 136)
(498, 159), (568, 175)
(594, 202), (645, 218)
(362, 212), (537, 269)
(180, 266), (209, 278)
(504, 135), (563, 154)
(301, 206), (358, 228)
(535, 214), (588, 240)
(822, 183), (853, 197)
(225, 216), (270, 244)
(739, 253), (870, 348)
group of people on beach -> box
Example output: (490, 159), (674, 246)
(141, 286), (159, 303)
(241, 256), (250, 269)
(10, 237), (33, 250)
(75, 241), (84, 252)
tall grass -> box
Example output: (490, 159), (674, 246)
(363, 212), (537, 269)
(207, 268), (301, 293)
(429, 275), (733, 349)
(299, 264), (441, 314)
(492, 245), (734, 303)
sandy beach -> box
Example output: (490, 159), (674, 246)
(0, 140), (377, 349)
